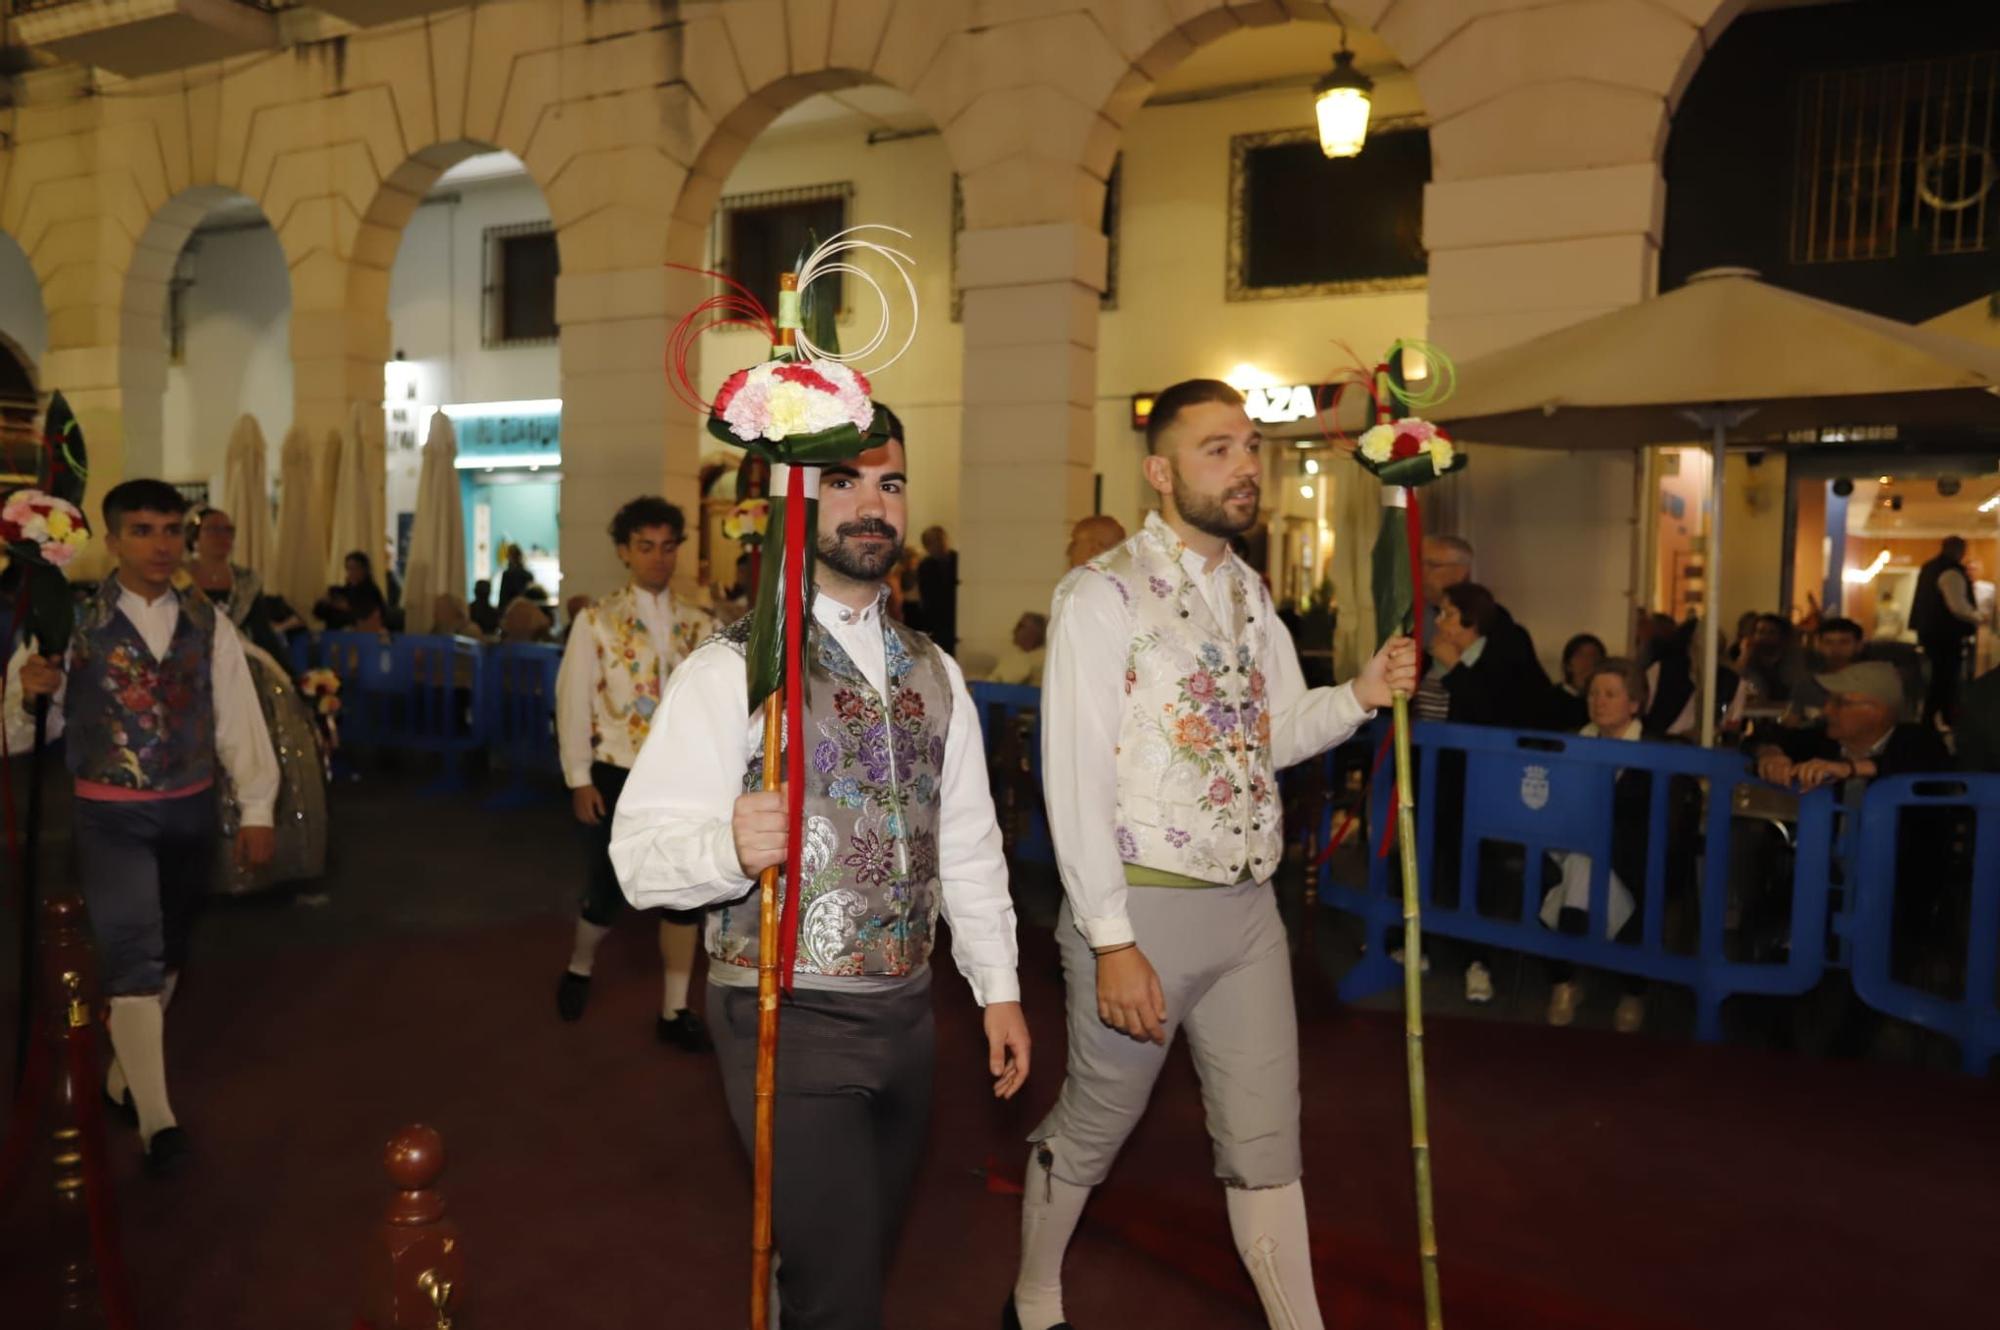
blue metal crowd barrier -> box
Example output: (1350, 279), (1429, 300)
(1320, 720), (1839, 1043)
(481, 643), (564, 809)
(966, 682), (1052, 864)
(1845, 773), (2000, 1074)
(311, 632), (490, 790)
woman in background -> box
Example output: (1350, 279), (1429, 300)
(189, 507), (329, 895)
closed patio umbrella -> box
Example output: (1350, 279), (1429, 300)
(324, 412), (372, 589)
(401, 411), (464, 635)
(271, 424), (323, 616)
(220, 413), (274, 581)
(1434, 268), (2000, 743)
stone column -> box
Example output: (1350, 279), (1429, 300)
(954, 222), (1106, 656)
(553, 262), (705, 602)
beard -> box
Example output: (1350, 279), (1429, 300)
(1171, 463), (1261, 539)
(817, 518), (903, 583)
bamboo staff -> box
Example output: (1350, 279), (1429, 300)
(1391, 688), (1443, 1328)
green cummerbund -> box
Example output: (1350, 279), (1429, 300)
(1122, 863), (1236, 889)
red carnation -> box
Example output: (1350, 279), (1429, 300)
(1390, 433), (1422, 459)
(853, 370), (872, 397)
(712, 369), (750, 417)
(773, 362), (839, 394)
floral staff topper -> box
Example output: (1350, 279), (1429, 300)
(5, 391), (91, 660)
(1312, 339), (1463, 646)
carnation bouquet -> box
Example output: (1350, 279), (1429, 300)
(297, 667), (342, 771)
(0, 490), (90, 569)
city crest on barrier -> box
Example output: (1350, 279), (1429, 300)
(1520, 764), (1551, 812)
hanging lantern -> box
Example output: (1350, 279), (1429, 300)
(1314, 37), (1374, 159)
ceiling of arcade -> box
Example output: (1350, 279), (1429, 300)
(0, 0), (1769, 339)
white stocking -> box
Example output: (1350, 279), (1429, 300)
(1226, 1181), (1324, 1330)
(1013, 1144), (1091, 1330)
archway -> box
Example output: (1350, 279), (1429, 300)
(376, 145), (560, 608)
(119, 186), (291, 495)
(0, 229), (47, 482)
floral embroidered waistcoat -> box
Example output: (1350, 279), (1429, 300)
(584, 585), (712, 770)
(66, 581), (217, 793)
(1085, 512), (1281, 884)
(709, 608), (954, 980)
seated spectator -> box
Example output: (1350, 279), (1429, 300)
(1432, 583), (1550, 729)
(1958, 665), (2000, 773)
(499, 594), (555, 643)
(1431, 582), (1551, 1003)
(433, 594), (483, 641)
(1745, 661), (1949, 790)
(1545, 632), (1607, 731)
(1726, 612), (1808, 727)
(1065, 514), (1127, 569)
(1542, 658), (1696, 1034)
(316, 550), (388, 630)
(984, 612), (1047, 687)
(468, 579), (500, 636)
(1789, 616), (1867, 716)
(560, 594), (593, 644)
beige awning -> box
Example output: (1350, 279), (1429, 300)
(1436, 270), (2000, 448)
(401, 411), (465, 635)
(220, 413), (274, 583)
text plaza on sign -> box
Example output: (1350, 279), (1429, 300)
(1243, 383), (1320, 426)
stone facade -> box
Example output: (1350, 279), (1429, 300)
(0, 0), (1743, 645)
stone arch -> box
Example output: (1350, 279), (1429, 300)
(118, 185), (289, 484)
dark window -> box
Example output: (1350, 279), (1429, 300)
(1228, 124), (1429, 299)
(1791, 53), (2000, 265)
(484, 223), (559, 347)
(719, 184), (851, 316)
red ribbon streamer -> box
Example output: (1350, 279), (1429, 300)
(0, 1009), (51, 1205)
(776, 466), (809, 993)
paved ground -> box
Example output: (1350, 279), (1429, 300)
(0, 765), (1992, 1328)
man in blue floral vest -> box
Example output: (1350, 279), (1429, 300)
(9, 479), (278, 1175)
(610, 414), (1031, 1329)
(1007, 381), (1415, 1330)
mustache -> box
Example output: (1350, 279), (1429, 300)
(835, 519), (900, 541)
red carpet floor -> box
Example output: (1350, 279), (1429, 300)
(0, 776), (1994, 1328)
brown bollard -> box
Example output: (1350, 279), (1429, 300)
(42, 895), (105, 1328)
(368, 1124), (461, 1330)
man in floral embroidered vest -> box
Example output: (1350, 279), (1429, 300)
(610, 421), (1031, 1329)
(8, 479), (278, 1176)
(1007, 381), (1416, 1330)
(553, 496), (715, 1050)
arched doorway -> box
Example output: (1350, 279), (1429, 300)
(120, 186), (291, 497)
(0, 230), (47, 483)
(377, 145), (560, 608)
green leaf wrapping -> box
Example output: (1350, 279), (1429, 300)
(743, 492), (818, 716)
(40, 391), (87, 508)
(24, 563), (74, 658)
(1355, 452), (1467, 490)
(1371, 508), (1413, 652)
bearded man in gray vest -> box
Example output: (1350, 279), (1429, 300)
(610, 414), (1030, 1330)
(8, 479), (278, 1176)
(1006, 380), (1416, 1330)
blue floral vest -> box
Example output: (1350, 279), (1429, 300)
(65, 580), (217, 794)
(710, 607), (954, 980)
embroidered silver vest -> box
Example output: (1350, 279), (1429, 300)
(707, 609), (954, 980)
(1060, 512), (1283, 884)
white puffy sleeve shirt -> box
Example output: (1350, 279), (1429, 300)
(608, 594), (1021, 1007)
(1042, 552), (1373, 950)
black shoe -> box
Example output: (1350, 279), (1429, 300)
(1002, 1296), (1072, 1330)
(556, 970), (591, 1023)
(104, 1087), (138, 1130)
(143, 1126), (189, 1177)
(657, 1009), (713, 1052)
